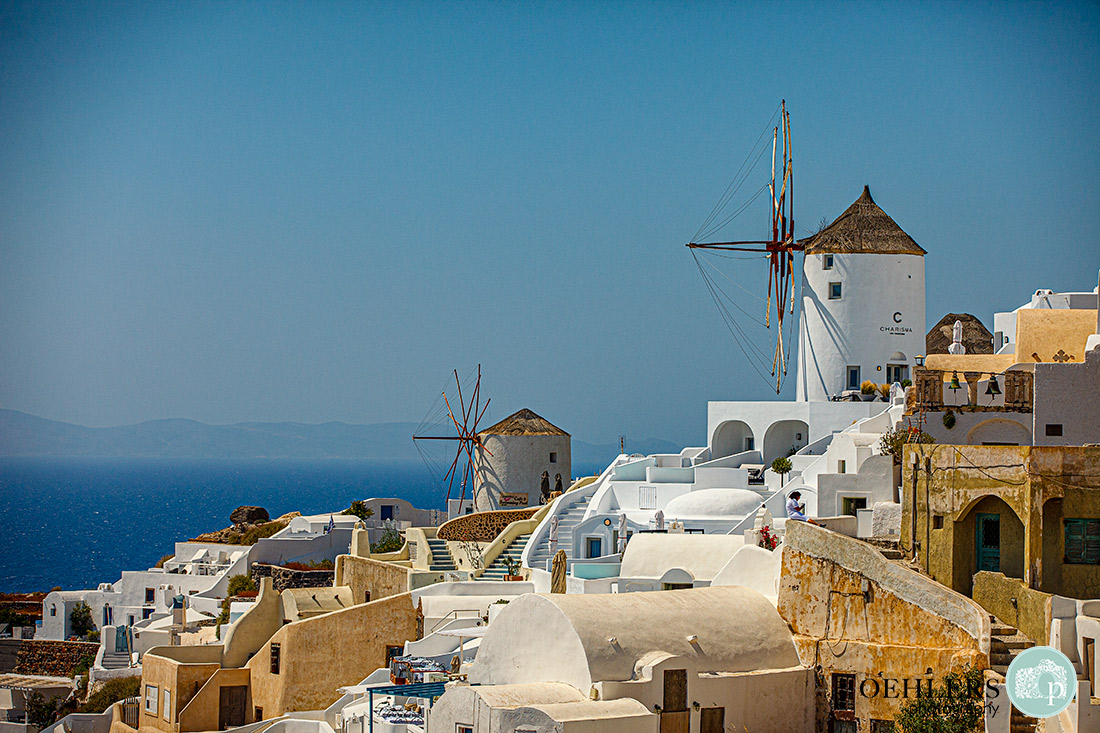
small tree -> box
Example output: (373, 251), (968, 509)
(342, 500), (375, 521)
(894, 667), (984, 733)
(82, 676), (141, 714)
(24, 692), (62, 728)
(771, 456), (793, 487)
(70, 602), (94, 639)
(879, 426), (935, 465)
(370, 522), (404, 554)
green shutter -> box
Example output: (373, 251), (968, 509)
(1065, 519), (1100, 565)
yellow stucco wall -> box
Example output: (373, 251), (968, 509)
(924, 353), (1017, 374)
(1016, 308), (1098, 363)
(177, 668), (252, 732)
(138, 650), (220, 733)
(246, 591), (419, 717)
(926, 308), (1096, 374)
(902, 444), (1100, 600)
(334, 554), (413, 603)
(221, 577), (282, 669)
(972, 572), (1051, 645)
(778, 530), (986, 730)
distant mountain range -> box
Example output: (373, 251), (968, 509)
(0, 409), (683, 471)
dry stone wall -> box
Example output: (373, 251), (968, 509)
(14, 639), (98, 677)
(250, 564), (334, 592)
(436, 508), (539, 542)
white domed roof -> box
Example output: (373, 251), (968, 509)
(663, 488), (763, 518)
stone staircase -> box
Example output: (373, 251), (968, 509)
(986, 615), (1039, 733)
(526, 494), (594, 572)
(425, 538), (456, 572)
(478, 533), (532, 581)
(100, 649), (132, 670)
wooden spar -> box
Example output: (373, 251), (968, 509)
(685, 100), (801, 394)
(412, 364), (492, 505)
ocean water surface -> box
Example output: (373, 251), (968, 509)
(0, 457), (442, 592)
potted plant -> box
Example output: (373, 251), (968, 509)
(877, 383), (891, 401)
(860, 380), (877, 401)
(503, 558), (523, 581)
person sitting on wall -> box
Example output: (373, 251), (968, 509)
(785, 491), (820, 525)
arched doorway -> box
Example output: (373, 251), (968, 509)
(762, 420), (809, 465)
(711, 420), (755, 459)
(954, 495), (1025, 595)
(886, 352), (909, 385)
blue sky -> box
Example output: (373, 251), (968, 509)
(2, 1), (1099, 446)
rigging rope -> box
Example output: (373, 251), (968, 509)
(691, 250), (778, 389)
(692, 102), (781, 243)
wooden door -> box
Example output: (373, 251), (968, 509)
(660, 668), (689, 733)
(218, 686), (247, 729)
(663, 668), (687, 711)
(700, 707), (725, 733)
(659, 711), (689, 733)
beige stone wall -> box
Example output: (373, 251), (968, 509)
(221, 577), (282, 669)
(246, 592), (418, 716)
(334, 554), (412, 603)
(973, 572), (1052, 644)
(177, 667), (251, 732)
(138, 651), (220, 733)
(778, 525), (986, 730)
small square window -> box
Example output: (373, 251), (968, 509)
(832, 673), (856, 711)
(457, 726), (473, 733)
(829, 282), (842, 299)
(933, 515), (944, 529)
(823, 254), (834, 270)
(145, 588), (155, 604)
(549, 452), (557, 463)
(254, 708), (263, 722)
(1046, 424), (1063, 437)
(838, 460), (846, 474)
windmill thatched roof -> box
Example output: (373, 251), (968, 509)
(802, 186), (925, 256)
(926, 313), (994, 355)
(479, 409), (569, 437)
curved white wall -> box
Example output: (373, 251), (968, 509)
(797, 252), (925, 402)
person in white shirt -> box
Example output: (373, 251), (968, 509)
(785, 491), (819, 525)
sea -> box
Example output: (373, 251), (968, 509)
(0, 457), (445, 593)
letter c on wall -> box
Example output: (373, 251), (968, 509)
(893, 312), (902, 323)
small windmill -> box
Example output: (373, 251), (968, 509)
(412, 365), (493, 509)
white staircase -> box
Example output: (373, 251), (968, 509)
(525, 494), (594, 572)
